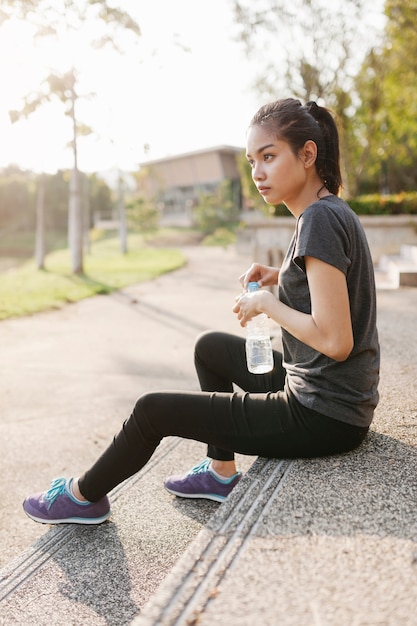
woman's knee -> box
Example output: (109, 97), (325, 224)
(130, 392), (169, 444)
(194, 330), (224, 362)
(133, 392), (166, 419)
(195, 330), (239, 355)
(195, 329), (219, 350)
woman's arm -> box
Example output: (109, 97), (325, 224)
(234, 256), (354, 362)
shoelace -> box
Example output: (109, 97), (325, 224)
(189, 458), (211, 475)
(44, 477), (68, 509)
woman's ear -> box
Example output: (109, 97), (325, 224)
(300, 140), (317, 168)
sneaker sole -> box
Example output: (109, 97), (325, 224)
(164, 486), (226, 503)
(23, 510), (111, 525)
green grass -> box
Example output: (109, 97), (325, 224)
(202, 227), (237, 247)
(0, 234), (186, 320)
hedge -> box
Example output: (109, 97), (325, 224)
(271, 192), (417, 216)
(347, 192), (417, 215)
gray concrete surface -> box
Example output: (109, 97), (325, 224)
(0, 244), (416, 625)
(133, 287), (417, 626)
(0, 245), (253, 569)
(0, 245), (257, 624)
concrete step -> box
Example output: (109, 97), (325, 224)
(401, 243), (417, 263)
(377, 244), (417, 288)
(0, 438), (255, 625)
(0, 266), (416, 626)
(134, 432), (417, 626)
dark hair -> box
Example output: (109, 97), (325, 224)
(250, 98), (342, 195)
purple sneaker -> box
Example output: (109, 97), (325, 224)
(23, 477), (111, 525)
(164, 459), (242, 503)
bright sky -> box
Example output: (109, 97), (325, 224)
(0, 0), (261, 174)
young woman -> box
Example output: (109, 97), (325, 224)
(23, 98), (380, 525)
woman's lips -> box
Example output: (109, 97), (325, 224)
(257, 186), (270, 195)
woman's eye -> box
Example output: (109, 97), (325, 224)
(264, 154), (273, 161)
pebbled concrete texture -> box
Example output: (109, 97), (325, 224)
(0, 244), (416, 626)
(0, 245), (253, 571)
(133, 286), (417, 626)
(0, 244), (257, 625)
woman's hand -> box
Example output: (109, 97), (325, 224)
(233, 290), (274, 327)
(239, 263), (279, 289)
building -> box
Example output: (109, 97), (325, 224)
(138, 145), (243, 226)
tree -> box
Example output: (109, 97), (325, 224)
(0, 167), (35, 231)
(126, 196), (159, 235)
(233, 0), (385, 195)
(4, 1), (141, 273)
(35, 173), (46, 269)
(193, 180), (241, 234)
(354, 0), (417, 193)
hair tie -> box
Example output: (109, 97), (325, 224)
(304, 101), (321, 125)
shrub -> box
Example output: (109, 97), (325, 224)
(348, 192), (417, 215)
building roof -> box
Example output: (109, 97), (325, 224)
(140, 145), (243, 167)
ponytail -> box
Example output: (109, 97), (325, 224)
(303, 101), (341, 195)
(250, 98), (342, 195)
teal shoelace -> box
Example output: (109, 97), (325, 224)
(44, 477), (67, 509)
(189, 459), (211, 474)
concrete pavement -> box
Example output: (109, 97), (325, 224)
(133, 286), (417, 626)
(0, 244), (416, 625)
(0, 245), (256, 624)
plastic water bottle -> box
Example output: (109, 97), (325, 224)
(245, 282), (274, 374)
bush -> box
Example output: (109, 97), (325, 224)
(202, 227), (237, 247)
(193, 180), (240, 234)
(126, 197), (159, 233)
(348, 192), (417, 215)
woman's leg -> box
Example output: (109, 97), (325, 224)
(78, 385), (367, 503)
(24, 385), (367, 523)
(194, 330), (285, 394)
(193, 331), (286, 462)
(23, 331), (367, 524)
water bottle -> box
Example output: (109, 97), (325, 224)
(245, 282), (274, 374)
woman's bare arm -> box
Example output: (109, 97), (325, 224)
(234, 256), (353, 362)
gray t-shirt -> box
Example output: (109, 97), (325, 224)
(278, 195), (380, 427)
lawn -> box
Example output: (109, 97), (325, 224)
(0, 234), (186, 320)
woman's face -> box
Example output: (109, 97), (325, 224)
(246, 124), (308, 209)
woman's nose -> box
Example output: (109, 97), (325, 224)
(252, 163), (264, 181)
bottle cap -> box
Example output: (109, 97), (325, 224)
(247, 281), (260, 292)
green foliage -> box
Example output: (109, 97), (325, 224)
(126, 196), (159, 233)
(237, 150), (265, 213)
(201, 227), (237, 247)
(353, 0), (417, 193)
(0, 168), (115, 236)
(349, 192), (417, 215)
(88, 175), (114, 221)
(233, 1), (417, 196)
(193, 179), (240, 234)
(0, 169), (36, 230)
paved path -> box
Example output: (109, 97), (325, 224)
(0, 245), (254, 570)
(0, 244), (416, 626)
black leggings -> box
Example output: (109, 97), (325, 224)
(78, 331), (368, 502)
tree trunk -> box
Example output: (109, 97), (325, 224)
(69, 167), (83, 273)
(35, 173), (46, 269)
(68, 71), (83, 274)
(118, 171), (128, 254)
